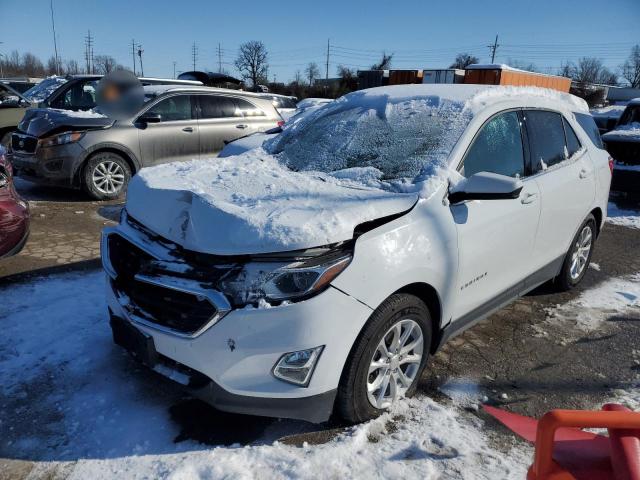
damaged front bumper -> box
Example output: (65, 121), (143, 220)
(102, 216), (373, 423)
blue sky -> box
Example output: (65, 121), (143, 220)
(1, 0), (638, 82)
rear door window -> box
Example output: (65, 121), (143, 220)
(462, 110), (525, 178)
(574, 113), (604, 149)
(525, 110), (566, 171)
(147, 95), (194, 121)
(563, 117), (581, 158)
(51, 79), (99, 110)
(234, 98), (265, 117)
(199, 95), (238, 119)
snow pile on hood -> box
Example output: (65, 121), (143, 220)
(128, 150), (419, 254)
(50, 108), (107, 118)
(606, 122), (640, 138)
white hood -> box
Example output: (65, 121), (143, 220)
(126, 150), (418, 255)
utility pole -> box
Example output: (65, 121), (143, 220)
(325, 38), (330, 80)
(85, 30), (94, 74)
(131, 39), (137, 75)
(488, 34), (500, 64)
(173, 61), (176, 79)
(50, 0), (60, 75)
(191, 42), (198, 71)
(137, 44), (144, 77)
(217, 42), (222, 73)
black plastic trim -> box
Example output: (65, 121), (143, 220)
(448, 186), (523, 204)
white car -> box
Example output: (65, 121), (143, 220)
(102, 84), (611, 423)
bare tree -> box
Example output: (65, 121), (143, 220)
(449, 53), (479, 69)
(371, 52), (393, 70)
(94, 55), (118, 74)
(66, 59), (80, 75)
(337, 64), (356, 80)
(21, 53), (45, 76)
(235, 41), (269, 88)
(305, 62), (320, 86)
(620, 45), (640, 88)
(46, 56), (61, 75)
(506, 59), (538, 72)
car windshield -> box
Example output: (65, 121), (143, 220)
(22, 76), (69, 103)
(265, 91), (471, 182)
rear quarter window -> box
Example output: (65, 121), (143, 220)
(574, 113), (605, 149)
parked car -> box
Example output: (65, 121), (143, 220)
(11, 85), (283, 199)
(23, 75), (202, 112)
(0, 145), (29, 259)
(101, 84), (611, 424)
(0, 83), (35, 147)
(602, 98), (640, 165)
(260, 93), (298, 120)
(296, 97), (333, 112)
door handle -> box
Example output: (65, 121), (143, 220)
(579, 168), (592, 179)
(236, 124), (248, 129)
(521, 192), (538, 204)
(182, 127), (194, 132)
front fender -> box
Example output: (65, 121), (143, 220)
(332, 194), (458, 328)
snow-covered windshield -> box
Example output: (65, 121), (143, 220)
(22, 76), (68, 103)
(265, 90), (472, 182)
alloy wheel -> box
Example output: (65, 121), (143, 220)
(367, 319), (424, 409)
(569, 225), (593, 280)
(92, 160), (125, 195)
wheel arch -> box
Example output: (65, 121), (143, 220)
(393, 283), (443, 354)
(74, 145), (139, 187)
(590, 206), (603, 237)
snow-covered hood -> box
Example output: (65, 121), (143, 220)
(18, 108), (112, 138)
(126, 150), (419, 255)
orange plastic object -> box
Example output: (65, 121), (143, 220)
(528, 409), (640, 480)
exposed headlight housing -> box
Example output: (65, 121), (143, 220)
(272, 346), (324, 386)
(38, 131), (85, 148)
(262, 255), (351, 301)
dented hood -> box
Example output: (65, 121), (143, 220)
(125, 152), (418, 255)
(18, 108), (113, 138)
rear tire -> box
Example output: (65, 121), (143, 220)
(554, 214), (596, 291)
(336, 294), (432, 424)
(82, 151), (131, 200)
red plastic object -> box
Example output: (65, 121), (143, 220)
(484, 404), (640, 480)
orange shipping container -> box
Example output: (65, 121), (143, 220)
(464, 66), (571, 93)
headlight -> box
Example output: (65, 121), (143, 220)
(38, 131), (85, 148)
(262, 255), (351, 301)
(217, 248), (353, 306)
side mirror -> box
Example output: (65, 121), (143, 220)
(449, 171), (523, 204)
(137, 112), (162, 124)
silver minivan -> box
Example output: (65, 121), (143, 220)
(11, 85), (282, 199)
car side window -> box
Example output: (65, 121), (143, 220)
(461, 111), (525, 178)
(147, 95), (194, 122)
(563, 117), (581, 158)
(525, 110), (566, 170)
(574, 113), (604, 149)
(51, 80), (99, 110)
(234, 98), (265, 117)
(199, 95), (238, 119)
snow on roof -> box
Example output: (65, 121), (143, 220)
(466, 63), (570, 80)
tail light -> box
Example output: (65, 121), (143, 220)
(277, 120), (285, 127)
(608, 156), (614, 175)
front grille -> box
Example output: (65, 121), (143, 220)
(107, 232), (224, 335)
(11, 133), (38, 154)
(606, 140), (640, 165)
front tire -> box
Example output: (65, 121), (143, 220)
(82, 152), (131, 200)
(554, 214), (596, 291)
(336, 294), (432, 423)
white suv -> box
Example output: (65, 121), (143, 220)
(101, 85), (611, 423)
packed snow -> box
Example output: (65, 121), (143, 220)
(590, 104), (626, 120)
(0, 271), (531, 479)
(128, 150), (420, 255)
(608, 201), (640, 229)
(603, 122), (640, 139)
(546, 273), (640, 331)
(50, 108), (107, 118)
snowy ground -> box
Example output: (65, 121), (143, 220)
(608, 201), (640, 229)
(0, 271), (530, 479)
(1, 201), (640, 479)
